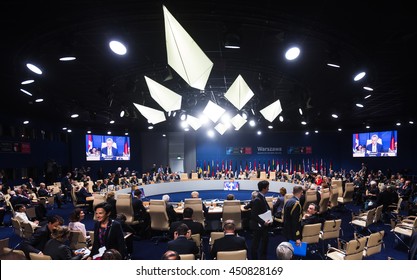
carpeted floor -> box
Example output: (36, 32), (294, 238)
(0, 190), (410, 260)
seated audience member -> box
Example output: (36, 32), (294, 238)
(301, 203), (323, 227)
(14, 204), (40, 230)
(37, 182), (62, 209)
(106, 191), (117, 219)
(190, 191), (208, 215)
(43, 226), (84, 260)
(226, 193), (235, 200)
(68, 208), (89, 239)
(115, 213), (135, 255)
(272, 187), (287, 218)
(161, 250), (181, 260)
(169, 207), (204, 238)
(19, 215), (64, 258)
(244, 191), (258, 210)
(162, 194), (178, 224)
(101, 248), (123, 260)
(9, 189), (31, 208)
(76, 181), (93, 203)
(167, 224), (199, 256)
(211, 220), (248, 259)
(276, 241), (294, 260)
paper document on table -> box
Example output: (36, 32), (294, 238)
(258, 210), (272, 223)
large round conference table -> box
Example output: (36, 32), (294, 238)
(116, 178), (296, 198)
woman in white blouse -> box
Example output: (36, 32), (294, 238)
(68, 208), (89, 239)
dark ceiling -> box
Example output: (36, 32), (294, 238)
(1, 0), (417, 135)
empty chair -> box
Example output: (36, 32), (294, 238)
(350, 207), (377, 234)
(329, 185), (339, 209)
(11, 218), (23, 238)
(222, 200), (242, 230)
(184, 198), (205, 225)
(337, 183), (354, 209)
(303, 189), (318, 213)
(179, 254), (195, 260)
(392, 215), (417, 249)
(332, 179), (343, 198)
(69, 230), (90, 250)
(21, 222), (36, 239)
(373, 205), (383, 224)
(116, 196), (139, 226)
(318, 194), (330, 216)
(363, 230), (385, 258)
(320, 219), (342, 251)
(29, 252), (52, 260)
(216, 249), (247, 260)
(148, 199), (170, 244)
(326, 236), (367, 260)
(190, 233), (203, 259)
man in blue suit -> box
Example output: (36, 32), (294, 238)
(366, 134), (383, 153)
(101, 138), (118, 159)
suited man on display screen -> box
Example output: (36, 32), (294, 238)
(101, 138), (118, 159)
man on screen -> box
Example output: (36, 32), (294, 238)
(366, 134), (383, 153)
(101, 138), (118, 159)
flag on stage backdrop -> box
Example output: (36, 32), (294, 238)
(268, 160), (271, 172)
(123, 137), (129, 155)
(230, 160), (233, 171)
(245, 161), (248, 172)
(222, 160), (225, 170)
(289, 159), (292, 173)
(263, 162), (266, 171)
(285, 160), (288, 171)
(254, 160), (257, 171)
(390, 131), (395, 151)
(320, 158), (323, 174)
(298, 162), (301, 173)
(272, 159), (275, 171)
(87, 134), (93, 152)
(302, 159), (305, 174)
(212, 160), (214, 168)
(354, 133), (359, 150)
(203, 160), (206, 171)
(207, 164), (210, 175)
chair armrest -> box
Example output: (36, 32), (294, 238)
(326, 247), (346, 255)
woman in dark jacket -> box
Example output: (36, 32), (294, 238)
(43, 226), (84, 260)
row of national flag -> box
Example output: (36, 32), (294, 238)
(196, 158), (334, 176)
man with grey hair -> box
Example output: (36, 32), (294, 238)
(162, 194), (177, 224)
(276, 241), (294, 260)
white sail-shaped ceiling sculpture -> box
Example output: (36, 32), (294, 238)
(163, 5), (213, 90)
(133, 103), (166, 125)
(224, 75), (254, 110)
(144, 76), (182, 112)
(260, 99), (282, 122)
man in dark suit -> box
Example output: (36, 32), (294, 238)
(211, 220), (248, 259)
(101, 138), (118, 159)
(169, 207), (204, 238)
(250, 180), (272, 260)
(366, 134), (383, 153)
(167, 223), (199, 256)
(283, 185), (303, 246)
(132, 189), (150, 236)
(19, 215), (64, 259)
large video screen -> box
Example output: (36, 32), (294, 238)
(86, 134), (130, 161)
(224, 181), (240, 191)
(352, 130), (397, 157)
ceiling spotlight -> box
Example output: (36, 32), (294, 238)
(87, 130), (91, 134)
(35, 98), (44, 103)
(207, 130), (215, 138)
(107, 131), (111, 135)
(67, 129), (72, 133)
(120, 110), (125, 117)
(23, 120), (29, 124)
(301, 121), (307, 125)
(70, 114), (79, 118)
(298, 108), (303, 115)
(62, 127), (67, 130)
(109, 120), (115, 124)
(279, 115), (284, 122)
(268, 125), (273, 129)
(396, 122), (401, 126)
(356, 103), (364, 108)
(241, 112), (248, 120)
(409, 121), (414, 125)
(366, 125), (370, 129)
(338, 128), (342, 131)
(326, 63), (340, 68)
(26, 63), (43, 75)
(285, 46), (301, 60)
(364, 95), (372, 99)
(162, 134), (166, 137)
(224, 33), (240, 49)
(353, 71), (366, 81)
(59, 56), (76, 61)
(249, 120), (256, 127)
(251, 108), (255, 115)
(184, 128), (189, 131)
(179, 111), (187, 121)
(109, 40), (127, 55)
(148, 126), (154, 130)
(331, 114), (338, 119)
(257, 131), (262, 135)
(21, 80), (34, 85)
(305, 131), (309, 135)
(125, 132), (129, 135)
(363, 86), (373, 91)
(314, 130), (319, 133)
(20, 89), (32, 96)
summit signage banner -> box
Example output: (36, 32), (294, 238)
(256, 146), (283, 155)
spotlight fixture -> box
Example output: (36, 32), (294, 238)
(396, 122), (401, 126)
(331, 114), (338, 119)
(301, 121), (307, 125)
(314, 130), (319, 133)
(305, 131), (309, 135)
(249, 120), (256, 127)
(409, 121), (414, 125)
(356, 103), (364, 108)
(285, 46), (301, 60)
(279, 115), (284, 122)
(70, 114), (79, 118)
(338, 128), (342, 131)
(353, 71), (366, 81)
(364, 95), (372, 99)
(107, 131), (112, 134)
(109, 40), (127, 55)
(120, 110), (125, 117)
(20, 89), (32, 96)
(67, 129), (72, 133)
(87, 130), (91, 134)
(257, 131), (262, 135)
(21, 80), (34, 85)
(23, 120), (29, 124)
(109, 120), (115, 124)
(26, 63), (42, 75)
(363, 86), (373, 91)
(298, 108), (303, 115)
(59, 56), (76, 61)
(179, 111), (187, 121)
(35, 98), (44, 103)
(224, 33), (240, 49)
